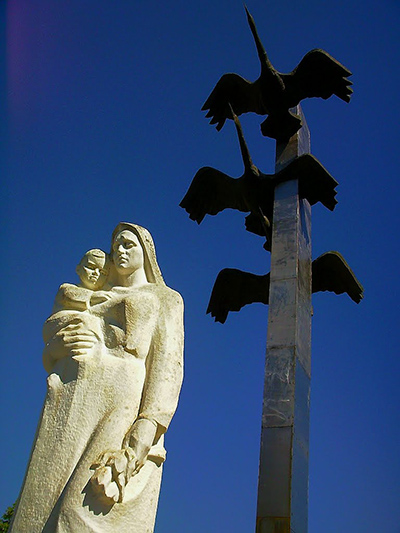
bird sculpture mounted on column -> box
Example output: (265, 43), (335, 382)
(180, 109), (338, 250)
(207, 251), (364, 324)
(202, 7), (353, 140)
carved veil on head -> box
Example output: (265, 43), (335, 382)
(111, 222), (166, 286)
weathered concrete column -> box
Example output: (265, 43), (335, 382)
(256, 107), (312, 533)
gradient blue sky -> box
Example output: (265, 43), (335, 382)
(1, 1), (399, 531)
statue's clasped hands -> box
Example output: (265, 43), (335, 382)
(56, 318), (99, 357)
(90, 418), (157, 505)
(43, 318), (99, 364)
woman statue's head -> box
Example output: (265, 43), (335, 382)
(109, 223), (165, 287)
(112, 229), (145, 278)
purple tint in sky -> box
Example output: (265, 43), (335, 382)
(1, 1), (400, 532)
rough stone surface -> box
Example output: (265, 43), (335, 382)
(10, 223), (184, 533)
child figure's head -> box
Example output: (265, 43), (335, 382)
(76, 249), (109, 290)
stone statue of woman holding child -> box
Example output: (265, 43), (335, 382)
(10, 223), (184, 533)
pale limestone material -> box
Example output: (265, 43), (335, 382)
(11, 223), (184, 533)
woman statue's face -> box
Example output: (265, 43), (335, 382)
(112, 230), (144, 277)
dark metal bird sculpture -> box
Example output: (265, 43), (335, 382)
(207, 251), (363, 323)
(180, 109), (338, 250)
(202, 7), (353, 141)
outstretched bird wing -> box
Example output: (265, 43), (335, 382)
(180, 167), (249, 224)
(207, 268), (270, 324)
(287, 49), (353, 104)
(312, 251), (363, 303)
(276, 154), (338, 211)
(207, 252), (362, 324)
(202, 74), (264, 131)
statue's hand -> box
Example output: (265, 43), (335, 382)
(122, 418), (158, 471)
(90, 419), (157, 504)
(90, 447), (137, 504)
(58, 319), (98, 356)
(47, 319), (98, 360)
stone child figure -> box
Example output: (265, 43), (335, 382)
(10, 224), (184, 533)
(53, 248), (109, 310)
(42, 249), (110, 372)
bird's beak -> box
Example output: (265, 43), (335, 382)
(229, 104), (255, 173)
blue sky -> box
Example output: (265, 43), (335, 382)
(1, 1), (399, 531)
